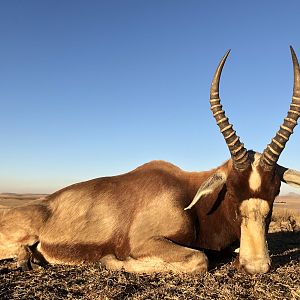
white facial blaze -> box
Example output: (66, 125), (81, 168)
(239, 198), (271, 274)
(249, 153), (262, 192)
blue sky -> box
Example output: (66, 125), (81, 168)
(0, 1), (300, 194)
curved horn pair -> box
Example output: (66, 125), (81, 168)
(211, 47), (300, 171)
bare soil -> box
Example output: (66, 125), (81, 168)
(0, 194), (299, 299)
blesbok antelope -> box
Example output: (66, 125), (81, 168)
(1, 47), (300, 275)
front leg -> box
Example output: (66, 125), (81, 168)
(17, 243), (48, 271)
(17, 245), (32, 271)
(101, 237), (208, 273)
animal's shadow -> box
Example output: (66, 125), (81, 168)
(267, 231), (300, 268)
(205, 231), (300, 271)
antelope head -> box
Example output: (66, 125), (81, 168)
(187, 47), (300, 274)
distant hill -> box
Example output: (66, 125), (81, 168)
(0, 193), (49, 209)
(277, 192), (300, 200)
(283, 192), (300, 198)
(0, 193), (48, 199)
(275, 193), (300, 210)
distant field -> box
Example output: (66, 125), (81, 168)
(1, 192), (299, 208)
(274, 194), (300, 210)
(0, 193), (48, 208)
(1, 191), (298, 225)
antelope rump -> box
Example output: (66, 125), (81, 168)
(1, 47), (300, 275)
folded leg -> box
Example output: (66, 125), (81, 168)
(101, 237), (208, 273)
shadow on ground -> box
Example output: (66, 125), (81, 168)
(268, 231), (300, 268)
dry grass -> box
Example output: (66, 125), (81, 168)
(272, 208), (300, 223)
(270, 207), (300, 232)
(1, 244), (299, 300)
(1, 198), (300, 299)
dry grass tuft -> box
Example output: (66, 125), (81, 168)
(270, 207), (300, 232)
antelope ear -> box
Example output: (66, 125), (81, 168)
(277, 165), (300, 188)
(184, 172), (227, 210)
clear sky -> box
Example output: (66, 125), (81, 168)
(0, 1), (300, 194)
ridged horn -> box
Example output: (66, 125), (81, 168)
(210, 50), (250, 171)
(260, 46), (300, 170)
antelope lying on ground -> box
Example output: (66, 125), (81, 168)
(1, 47), (300, 275)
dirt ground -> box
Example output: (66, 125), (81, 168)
(0, 194), (299, 299)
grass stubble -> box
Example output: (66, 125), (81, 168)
(0, 199), (299, 299)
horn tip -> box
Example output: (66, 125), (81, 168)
(290, 45), (296, 56)
(290, 45), (294, 51)
(289, 45), (299, 63)
(224, 49), (231, 59)
(217, 49), (231, 69)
